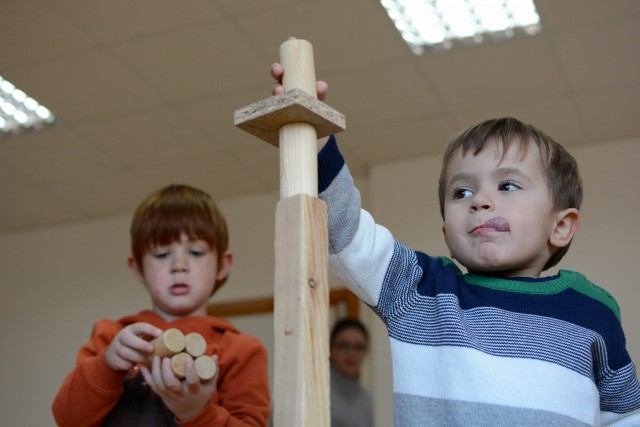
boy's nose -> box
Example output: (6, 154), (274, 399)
(171, 255), (188, 272)
(470, 191), (493, 211)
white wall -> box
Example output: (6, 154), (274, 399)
(0, 138), (638, 426)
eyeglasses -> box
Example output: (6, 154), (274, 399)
(332, 342), (368, 353)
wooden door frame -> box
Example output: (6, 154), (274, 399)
(207, 288), (359, 319)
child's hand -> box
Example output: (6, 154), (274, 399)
(104, 322), (163, 372)
(140, 355), (219, 421)
(270, 63), (328, 100)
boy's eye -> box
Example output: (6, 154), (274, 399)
(188, 242), (211, 257)
(152, 250), (169, 259)
(452, 188), (473, 199)
(499, 180), (520, 192)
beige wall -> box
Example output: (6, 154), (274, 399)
(1, 138), (638, 426)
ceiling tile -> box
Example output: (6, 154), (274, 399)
(180, 89), (270, 153)
(112, 22), (268, 101)
(344, 116), (457, 165)
(0, 0), (97, 68)
(44, 170), (157, 218)
(552, 21), (640, 91)
(575, 86), (640, 142)
(419, 36), (567, 111)
(56, 0), (223, 43)
(74, 108), (219, 168)
(453, 96), (589, 146)
(0, 127), (119, 186)
(234, 0), (411, 74)
(215, 0), (303, 16)
(0, 179), (86, 233)
(328, 60), (443, 132)
(3, 51), (166, 123)
(537, 0), (640, 30)
(134, 153), (262, 199)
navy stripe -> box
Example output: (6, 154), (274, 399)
(410, 251), (631, 371)
(317, 135), (342, 193)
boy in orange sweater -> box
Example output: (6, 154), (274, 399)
(53, 184), (270, 426)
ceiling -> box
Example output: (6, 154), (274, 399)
(1, 0), (639, 234)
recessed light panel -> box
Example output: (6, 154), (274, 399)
(1, 75), (56, 136)
(381, 0), (542, 54)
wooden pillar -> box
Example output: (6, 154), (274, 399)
(234, 39), (346, 427)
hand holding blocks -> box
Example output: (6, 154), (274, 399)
(148, 329), (217, 381)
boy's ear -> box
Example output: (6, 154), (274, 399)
(216, 250), (234, 282)
(549, 208), (580, 249)
(128, 257), (145, 284)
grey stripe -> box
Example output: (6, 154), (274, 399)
(321, 165), (361, 255)
(394, 394), (591, 427)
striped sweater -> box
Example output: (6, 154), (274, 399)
(318, 136), (640, 426)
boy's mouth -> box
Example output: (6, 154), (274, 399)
(471, 217), (510, 233)
(170, 283), (190, 295)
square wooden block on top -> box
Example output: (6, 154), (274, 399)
(234, 88), (346, 147)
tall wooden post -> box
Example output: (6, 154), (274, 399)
(234, 39), (345, 427)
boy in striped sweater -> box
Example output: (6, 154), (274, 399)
(270, 64), (640, 426)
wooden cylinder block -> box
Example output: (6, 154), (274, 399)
(185, 332), (207, 357)
(278, 39), (319, 199)
(194, 355), (217, 381)
(280, 39), (317, 97)
(151, 328), (185, 358)
(170, 352), (191, 379)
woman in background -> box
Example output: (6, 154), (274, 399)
(330, 318), (373, 427)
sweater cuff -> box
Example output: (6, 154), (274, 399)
(83, 348), (128, 395)
(177, 402), (218, 427)
(318, 135), (345, 194)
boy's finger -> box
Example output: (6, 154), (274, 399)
(121, 332), (154, 354)
(161, 357), (182, 391)
(130, 322), (164, 339)
(272, 83), (285, 96)
(183, 357), (200, 392)
(139, 365), (155, 389)
(317, 81), (328, 101)
(270, 63), (284, 81)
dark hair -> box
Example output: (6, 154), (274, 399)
(437, 117), (583, 270)
(330, 318), (369, 347)
(130, 184), (230, 292)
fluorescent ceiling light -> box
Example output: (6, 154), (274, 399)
(381, 0), (542, 54)
(0, 75), (56, 136)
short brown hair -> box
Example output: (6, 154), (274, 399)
(130, 184), (230, 292)
(437, 117), (583, 270)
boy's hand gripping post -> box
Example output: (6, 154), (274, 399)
(234, 39), (345, 427)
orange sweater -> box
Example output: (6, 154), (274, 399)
(52, 310), (270, 426)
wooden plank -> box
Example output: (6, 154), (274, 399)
(272, 194), (329, 426)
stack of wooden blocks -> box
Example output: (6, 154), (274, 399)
(149, 328), (216, 381)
